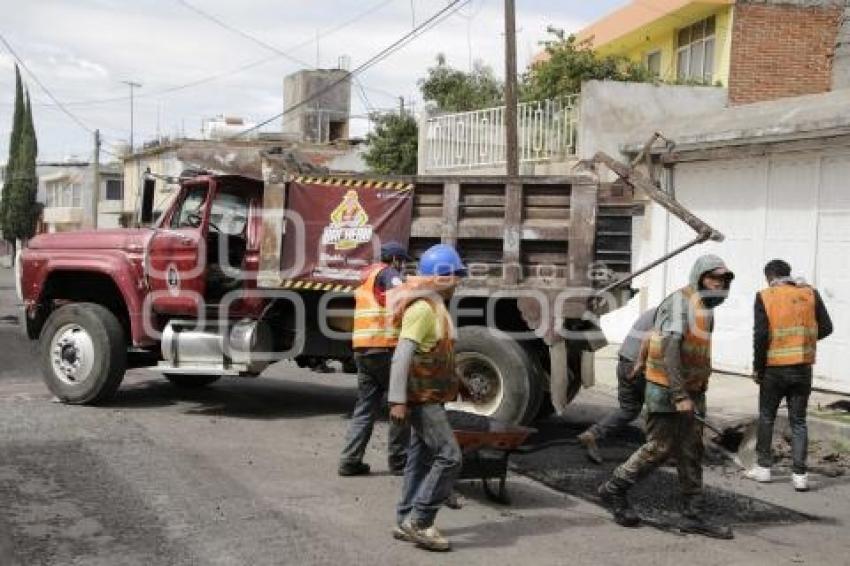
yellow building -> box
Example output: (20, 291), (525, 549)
(577, 0), (734, 85)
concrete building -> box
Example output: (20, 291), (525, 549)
(555, 0), (846, 105)
(121, 137), (366, 223)
(38, 161), (124, 232)
(608, 88), (850, 394)
(282, 69), (351, 144)
(418, 81), (728, 175)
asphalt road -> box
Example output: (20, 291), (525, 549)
(2, 267), (850, 565)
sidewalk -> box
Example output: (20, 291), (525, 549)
(588, 346), (850, 448)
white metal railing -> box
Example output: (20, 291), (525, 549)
(424, 96), (579, 171)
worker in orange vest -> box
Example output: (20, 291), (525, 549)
(388, 244), (466, 552)
(338, 241), (412, 477)
(744, 259), (832, 491)
(598, 254), (735, 539)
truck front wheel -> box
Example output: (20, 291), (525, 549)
(39, 303), (127, 405)
(448, 326), (543, 425)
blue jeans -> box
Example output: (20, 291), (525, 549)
(396, 404), (462, 527)
(340, 352), (410, 470)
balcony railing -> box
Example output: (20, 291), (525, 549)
(423, 95), (579, 171)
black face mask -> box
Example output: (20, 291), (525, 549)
(698, 282), (730, 309)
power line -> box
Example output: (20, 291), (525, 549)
(3, 0), (399, 110)
(0, 32), (93, 134)
(237, 0), (470, 137)
(173, 0), (407, 102)
(0, 31), (124, 162)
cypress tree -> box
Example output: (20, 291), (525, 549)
(0, 68), (39, 253)
(0, 64), (25, 245)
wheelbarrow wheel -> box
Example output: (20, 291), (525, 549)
(448, 326), (543, 425)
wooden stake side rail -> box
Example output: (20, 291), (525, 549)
(258, 173), (637, 296)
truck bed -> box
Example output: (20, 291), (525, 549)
(258, 169), (638, 298)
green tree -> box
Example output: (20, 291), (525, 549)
(0, 65), (25, 244)
(0, 67), (39, 255)
(419, 54), (503, 112)
(363, 112), (418, 175)
(521, 27), (653, 100)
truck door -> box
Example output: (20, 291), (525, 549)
(147, 182), (209, 315)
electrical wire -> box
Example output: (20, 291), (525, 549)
(0, 32), (93, 134)
(3, 0), (399, 110)
(0, 31), (125, 161)
(237, 0), (470, 137)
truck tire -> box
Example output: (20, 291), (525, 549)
(164, 374), (222, 388)
(448, 326), (543, 425)
(537, 347), (582, 418)
(39, 303), (127, 405)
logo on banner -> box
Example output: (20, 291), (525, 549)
(321, 189), (373, 250)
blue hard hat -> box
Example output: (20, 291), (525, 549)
(417, 244), (467, 276)
(380, 241), (412, 261)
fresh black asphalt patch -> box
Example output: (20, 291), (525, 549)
(511, 419), (816, 533)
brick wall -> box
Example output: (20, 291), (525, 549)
(728, 1), (844, 105)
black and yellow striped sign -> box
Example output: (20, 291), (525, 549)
(293, 176), (412, 192)
(280, 279), (355, 293)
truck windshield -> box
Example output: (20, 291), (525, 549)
(210, 191), (249, 236)
(171, 186), (208, 229)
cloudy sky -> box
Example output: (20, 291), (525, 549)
(0, 0), (625, 162)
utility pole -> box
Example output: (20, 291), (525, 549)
(502, 0), (521, 286)
(90, 129), (101, 229)
(122, 80), (142, 153)
(503, 0), (518, 177)
(399, 96), (405, 116)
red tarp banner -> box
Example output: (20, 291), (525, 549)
(279, 178), (413, 289)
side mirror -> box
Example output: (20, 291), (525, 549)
(140, 176), (156, 225)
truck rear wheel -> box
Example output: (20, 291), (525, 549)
(39, 303), (127, 405)
(164, 374), (222, 388)
(448, 326), (543, 425)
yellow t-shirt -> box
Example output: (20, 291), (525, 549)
(398, 300), (442, 353)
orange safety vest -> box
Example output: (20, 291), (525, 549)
(760, 285), (818, 366)
(406, 298), (459, 405)
(645, 286), (713, 393)
(351, 264), (400, 350)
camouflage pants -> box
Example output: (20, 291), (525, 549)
(613, 410), (704, 497)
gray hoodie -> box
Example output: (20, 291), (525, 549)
(651, 254), (733, 405)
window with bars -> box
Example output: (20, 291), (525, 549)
(46, 180), (83, 208)
(676, 16), (716, 83)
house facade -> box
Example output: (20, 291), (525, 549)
(615, 88), (850, 393)
(38, 161), (124, 232)
(571, 0), (845, 104)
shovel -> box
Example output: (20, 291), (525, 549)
(693, 412), (757, 470)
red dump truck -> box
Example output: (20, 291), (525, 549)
(17, 141), (722, 424)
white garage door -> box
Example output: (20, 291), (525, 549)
(665, 149), (850, 393)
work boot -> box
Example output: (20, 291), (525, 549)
(338, 462), (370, 477)
(792, 473), (809, 492)
(578, 430), (603, 465)
(598, 479), (640, 527)
(409, 520), (451, 552)
(680, 496), (733, 540)
(392, 518), (416, 543)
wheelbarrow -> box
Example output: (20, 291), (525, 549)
(448, 411), (537, 504)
